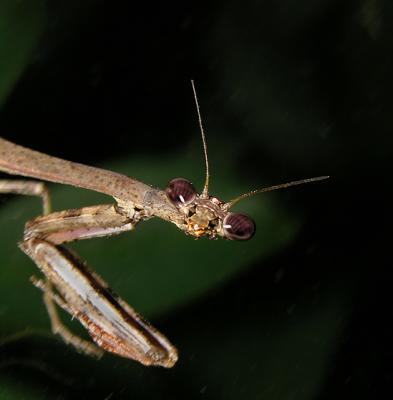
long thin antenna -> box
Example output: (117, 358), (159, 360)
(225, 176), (330, 209)
(191, 80), (210, 198)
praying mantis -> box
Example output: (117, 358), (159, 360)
(0, 82), (328, 368)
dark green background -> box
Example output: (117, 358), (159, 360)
(0, 1), (390, 399)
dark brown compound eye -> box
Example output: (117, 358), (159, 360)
(223, 213), (255, 241)
(166, 178), (197, 206)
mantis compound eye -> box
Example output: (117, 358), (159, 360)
(166, 178), (197, 206)
(223, 213), (255, 241)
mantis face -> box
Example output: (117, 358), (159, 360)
(165, 178), (255, 240)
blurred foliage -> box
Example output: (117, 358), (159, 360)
(0, 151), (300, 330)
(0, 153), (348, 399)
(1, 0), (389, 398)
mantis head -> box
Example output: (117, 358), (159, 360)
(164, 81), (328, 241)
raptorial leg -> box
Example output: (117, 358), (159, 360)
(0, 179), (103, 357)
(3, 180), (138, 360)
(30, 276), (103, 358)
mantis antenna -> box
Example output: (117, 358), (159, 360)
(190, 81), (329, 206)
(191, 80), (210, 198)
(225, 175), (330, 209)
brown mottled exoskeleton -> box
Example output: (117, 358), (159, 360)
(0, 82), (328, 367)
